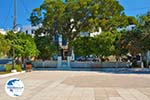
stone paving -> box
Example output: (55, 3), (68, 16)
(0, 71), (150, 100)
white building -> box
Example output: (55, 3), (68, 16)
(0, 29), (6, 35)
(80, 28), (102, 37)
(21, 25), (40, 37)
(117, 24), (136, 31)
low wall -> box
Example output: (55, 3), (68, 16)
(32, 60), (130, 68)
(71, 61), (130, 68)
(32, 61), (57, 68)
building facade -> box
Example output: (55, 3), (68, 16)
(0, 29), (6, 35)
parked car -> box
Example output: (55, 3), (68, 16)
(86, 55), (100, 62)
(76, 55), (100, 62)
(76, 56), (86, 61)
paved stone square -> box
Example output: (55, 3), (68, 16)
(0, 71), (150, 100)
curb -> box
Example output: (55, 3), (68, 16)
(0, 71), (25, 78)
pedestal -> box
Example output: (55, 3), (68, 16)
(67, 56), (71, 68)
(57, 56), (62, 68)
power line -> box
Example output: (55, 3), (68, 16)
(20, 0), (30, 14)
(125, 6), (150, 11)
(3, 0), (13, 28)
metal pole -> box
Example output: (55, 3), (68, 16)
(12, 44), (15, 70)
(13, 0), (16, 30)
(12, 0), (16, 70)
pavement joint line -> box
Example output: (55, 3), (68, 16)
(28, 75), (70, 100)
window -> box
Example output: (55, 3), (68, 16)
(31, 29), (35, 34)
(26, 30), (28, 34)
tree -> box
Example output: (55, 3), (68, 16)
(71, 36), (93, 56)
(34, 28), (59, 60)
(113, 30), (128, 61)
(117, 28), (144, 67)
(139, 11), (150, 51)
(0, 33), (10, 57)
(138, 11), (150, 67)
(31, 27), (59, 60)
(30, 0), (132, 55)
(5, 31), (39, 63)
(92, 32), (116, 57)
(120, 29), (143, 55)
(72, 31), (118, 58)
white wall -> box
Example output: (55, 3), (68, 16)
(0, 29), (6, 35)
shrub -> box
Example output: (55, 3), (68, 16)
(15, 64), (22, 72)
(4, 64), (22, 72)
(4, 64), (12, 72)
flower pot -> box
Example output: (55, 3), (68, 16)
(26, 64), (32, 72)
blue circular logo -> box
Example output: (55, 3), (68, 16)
(5, 78), (24, 97)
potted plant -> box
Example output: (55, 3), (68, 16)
(25, 59), (32, 72)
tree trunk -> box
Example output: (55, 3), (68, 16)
(67, 42), (72, 56)
(66, 36), (72, 57)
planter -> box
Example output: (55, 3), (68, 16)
(26, 64), (32, 72)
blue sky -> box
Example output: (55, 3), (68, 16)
(0, 0), (150, 30)
(119, 0), (150, 16)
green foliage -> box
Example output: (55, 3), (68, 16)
(118, 29), (143, 56)
(15, 64), (22, 72)
(5, 31), (39, 58)
(34, 28), (59, 59)
(139, 11), (150, 31)
(71, 37), (93, 56)
(127, 16), (138, 25)
(138, 11), (150, 51)
(72, 31), (120, 57)
(29, 0), (141, 59)
(93, 32), (116, 56)
(0, 34), (10, 56)
(114, 11), (150, 57)
(4, 64), (22, 72)
(117, 11), (150, 56)
(4, 64), (12, 72)
(30, 0), (134, 55)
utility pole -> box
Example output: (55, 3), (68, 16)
(12, 0), (17, 72)
(13, 0), (16, 30)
